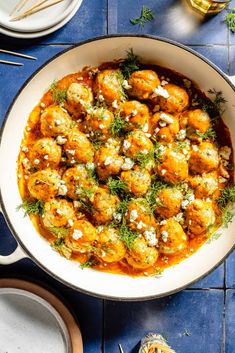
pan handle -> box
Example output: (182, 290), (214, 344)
(0, 204), (27, 264)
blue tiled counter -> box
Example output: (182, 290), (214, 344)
(0, 1), (235, 352)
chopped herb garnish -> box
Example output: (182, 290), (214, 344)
(120, 49), (140, 79)
(154, 142), (165, 161)
(107, 177), (127, 195)
(222, 208), (234, 228)
(225, 8), (235, 33)
(152, 268), (164, 278)
(207, 232), (222, 244)
(48, 227), (69, 237)
(119, 223), (138, 249)
(145, 180), (168, 208)
(17, 199), (44, 216)
(80, 257), (97, 269)
(130, 6), (155, 27)
(196, 127), (216, 141)
(208, 89), (227, 115)
(135, 149), (154, 168)
(116, 196), (131, 216)
(52, 237), (65, 249)
(217, 185), (235, 208)
(174, 141), (189, 153)
(50, 80), (67, 105)
(109, 113), (126, 136)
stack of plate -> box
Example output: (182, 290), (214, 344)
(0, 0), (83, 38)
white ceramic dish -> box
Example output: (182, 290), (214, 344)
(0, 0), (80, 33)
(0, 35), (235, 300)
(0, 0), (82, 38)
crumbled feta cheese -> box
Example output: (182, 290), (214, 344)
(161, 231), (168, 242)
(130, 209), (138, 222)
(142, 123), (149, 132)
(154, 86), (170, 98)
(26, 127), (31, 131)
(144, 230), (158, 246)
(22, 158), (31, 169)
(177, 129), (186, 141)
(159, 112), (174, 124)
(125, 116), (130, 122)
(121, 158), (134, 170)
(44, 155), (49, 160)
(131, 109), (138, 117)
(181, 200), (189, 209)
(99, 124), (105, 129)
(58, 181), (68, 196)
(66, 149), (75, 156)
(68, 219), (74, 227)
(33, 159), (40, 165)
(112, 100), (118, 109)
(161, 80), (168, 86)
(98, 94), (105, 102)
(73, 201), (81, 208)
(219, 146), (231, 160)
(40, 102), (46, 108)
(137, 221), (145, 229)
(22, 146), (29, 153)
(113, 212), (122, 222)
(192, 145), (199, 152)
(174, 212), (184, 222)
(123, 140), (131, 151)
(104, 156), (114, 166)
(56, 209), (62, 215)
(56, 136), (67, 145)
(86, 162), (95, 170)
(97, 225), (104, 233)
(155, 127), (160, 134)
(123, 80), (132, 89)
(145, 133), (152, 138)
(160, 220), (167, 225)
(219, 176), (227, 183)
(159, 120), (167, 128)
(55, 119), (61, 126)
(72, 229), (83, 240)
(161, 169), (167, 175)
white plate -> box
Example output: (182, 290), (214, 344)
(0, 0), (82, 38)
(0, 0), (79, 33)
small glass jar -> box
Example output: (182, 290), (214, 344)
(188, 0), (230, 15)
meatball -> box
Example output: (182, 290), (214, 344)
(189, 142), (219, 174)
(62, 165), (97, 200)
(94, 69), (125, 104)
(40, 105), (72, 137)
(43, 198), (75, 228)
(27, 169), (61, 201)
(85, 107), (114, 140)
(92, 188), (119, 224)
(126, 199), (157, 233)
(126, 238), (158, 269)
(96, 227), (126, 262)
(180, 109), (211, 134)
(66, 82), (94, 118)
(121, 100), (150, 131)
(64, 129), (94, 164)
(158, 83), (189, 113)
(123, 130), (153, 159)
(120, 167), (151, 196)
(128, 70), (160, 100)
(158, 219), (188, 254)
(185, 199), (216, 235)
(29, 138), (61, 169)
(157, 148), (188, 184)
(66, 220), (97, 253)
(188, 173), (219, 199)
(94, 146), (123, 181)
(155, 188), (183, 218)
(150, 111), (179, 142)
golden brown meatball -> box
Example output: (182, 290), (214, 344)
(40, 105), (72, 137)
(157, 148), (188, 184)
(185, 199), (216, 235)
(180, 109), (211, 134)
(27, 169), (61, 202)
(66, 220), (97, 253)
(150, 111), (179, 142)
(29, 138), (62, 169)
(126, 199), (157, 233)
(128, 70), (160, 100)
(123, 130), (153, 159)
(96, 227), (126, 262)
(66, 82), (94, 118)
(94, 69), (125, 104)
(43, 198), (75, 228)
(155, 188), (183, 218)
(64, 128), (94, 164)
(126, 238), (158, 269)
(62, 165), (97, 200)
(120, 167), (151, 196)
(158, 83), (189, 113)
(92, 188), (120, 224)
(189, 142), (219, 174)
(121, 100), (150, 131)
(158, 219), (188, 254)
(188, 173), (219, 199)
(85, 107), (114, 140)
(94, 146), (123, 181)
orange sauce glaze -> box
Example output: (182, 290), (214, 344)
(17, 62), (233, 277)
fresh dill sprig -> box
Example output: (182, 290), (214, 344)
(208, 88), (227, 115)
(48, 227), (69, 237)
(119, 223), (138, 249)
(225, 8), (235, 33)
(109, 113), (126, 136)
(52, 237), (65, 249)
(130, 6), (155, 28)
(116, 195), (131, 216)
(145, 180), (168, 208)
(196, 127), (217, 141)
(80, 257), (97, 269)
(17, 199), (44, 216)
(217, 185), (235, 208)
(107, 177), (127, 195)
(120, 49), (140, 79)
(50, 80), (67, 105)
(76, 186), (93, 200)
(174, 141), (189, 153)
(135, 149), (154, 168)
(222, 208), (234, 228)
(207, 232), (222, 244)
(154, 142), (165, 161)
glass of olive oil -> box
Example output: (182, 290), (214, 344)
(188, 0), (230, 15)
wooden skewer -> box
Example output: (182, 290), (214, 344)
(118, 344), (124, 353)
(0, 59), (23, 66)
(10, 0), (30, 16)
(10, 0), (65, 21)
(0, 49), (37, 60)
(21, 0), (51, 15)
